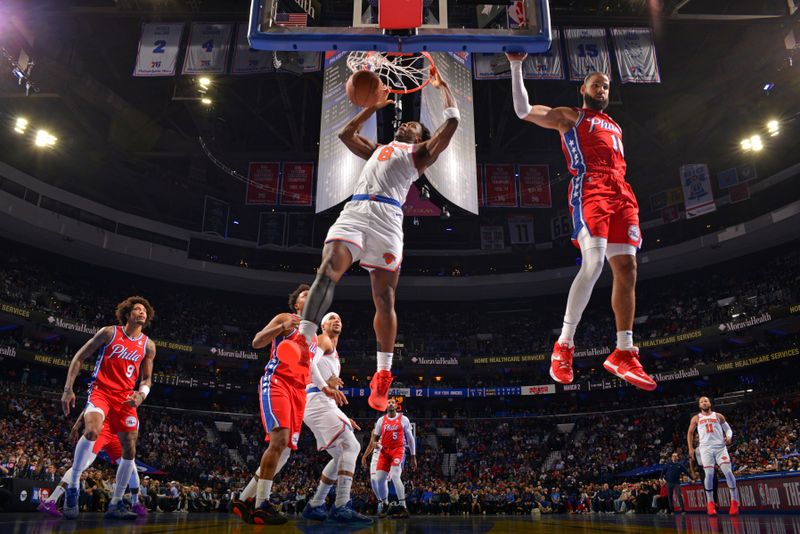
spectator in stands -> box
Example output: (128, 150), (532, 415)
(159, 481), (181, 512)
(662, 452), (690, 513)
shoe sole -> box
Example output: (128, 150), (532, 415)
(253, 515), (289, 525)
(603, 360), (657, 391)
(368, 392), (388, 411)
(549, 366), (573, 385)
(232, 504), (252, 523)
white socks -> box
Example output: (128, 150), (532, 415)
(309, 480), (334, 507)
(558, 323), (577, 346)
(377, 351), (393, 372)
(256, 479), (273, 508)
(110, 459), (136, 504)
(69, 436), (96, 487)
(299, 320), (317, 345)
(334, 476), (353, 507)
(616, 330), (634, 350)
(47, 485), (66, 503)
(241, 476), (258, 501)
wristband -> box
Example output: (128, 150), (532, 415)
(138, 385), (150, 398)
(443, 107), (460, 121)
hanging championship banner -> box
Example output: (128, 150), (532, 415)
(473, 30), (563, 80)
(182, 23), (233, 75)
(133, 23), (184, 77)
(518, 164), (552, 208)
(680, 164), (716, 219)
(564, 28), (611, 82)
(485, 164), (517, 207)
(257, 212), (287, 247)
(610, 28), (661, 84)
(477, 164), (485, 207)
(279, 162), (314, 206)
(245, 162), (280, 205)
(231, 23), (273, 75)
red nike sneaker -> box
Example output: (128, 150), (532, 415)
(729, 499), (739, 516)
(603, 348), (657, 391)
(706, 501), (717, 516)
(550, 342), (575, 384)
(368, 370), (394, 411)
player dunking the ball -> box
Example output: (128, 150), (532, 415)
(507, 53), (656, 391)
(295, 68), (460, 412)
(60, 296), (156, 520)
(688, 396), (739, 516)
(362, 398), (416, 518)
(301, 312), (372, 525)
(233, 284), (319, 525)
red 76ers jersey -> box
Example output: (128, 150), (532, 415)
(560, 108), (626, 177)
(89, 326), (148, 394)
(374, 414), (415, 454)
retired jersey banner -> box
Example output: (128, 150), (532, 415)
(610, 28), (661, 84)
(680, 164), (716, 219)
(182, 23), (233, 75)
(231, 23), (273, 75)
(485, 164), (518, 207)
(245, 162), (279, 205)
(473, 30), (563, 80)
(564, 28), (611, 82)
(518, 164), (552, 208)
(279, 162), (314, 206)
(133, 23), (184, 77)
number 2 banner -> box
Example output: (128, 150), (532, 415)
(133, 23), (184, 77)
(564, 28), (611, 82)
(182, 23), (233, 75)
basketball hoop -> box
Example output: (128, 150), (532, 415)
(346, 51), (435, 95)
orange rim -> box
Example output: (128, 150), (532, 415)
(376, 51), (435, 95)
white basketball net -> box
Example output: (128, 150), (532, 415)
(346, 51), (432, 94)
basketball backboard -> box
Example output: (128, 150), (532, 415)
(248, 0), (552, 54)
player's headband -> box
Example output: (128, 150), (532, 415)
(321, 312), (339, 326)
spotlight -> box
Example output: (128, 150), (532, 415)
(766, 119), (779, 136)
(13, 117), (27, 134)
(34, 129), (57, 147)
(740, 138), (752, 151)
(198, 77), (212, 94)
(200, 97), (212, 106)
(750, 134), (763, 151)
(440, 205), (451, 220)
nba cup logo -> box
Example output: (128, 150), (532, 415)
(383, 253), (396, 265)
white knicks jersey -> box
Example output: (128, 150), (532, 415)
(314, 347), (341, 384)
(697, 411), (726, 448)
(346, 141), (419, 209)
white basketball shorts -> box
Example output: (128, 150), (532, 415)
(325, 200), (403, 272)
(699, 446), (732, 468)
(303, 392), (352, 451)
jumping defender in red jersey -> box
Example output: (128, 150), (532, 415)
(361, 398), (416, 518)
(60, 296), (156, 520)
(507, 53), (656, 392)
(232, 284), (320, 526)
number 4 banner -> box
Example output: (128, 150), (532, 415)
(182, 23), (233, 75)
(133, 23), (184, 77)
(564, 28), (611, 82)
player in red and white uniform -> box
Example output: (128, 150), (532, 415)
(232, 284), (317, 526)
(294, 69), (459, 413)
(362, 399), (416, 518)
(687, 396), (739, 516)
(301, 312), (372, 525)
(38, 410), (147, 518)
(507, 53), (656, 391)
(60, 296), (156, 520)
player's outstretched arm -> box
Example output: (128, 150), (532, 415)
(687, 415), (698, 455)
(361, 432), (378, 467)
(412, 70), (459, 172)
(126, 339), (156, 407)
(252, 313), (298, 350)
(505, 53), (577, 134)
(339, 87), (394, 160)
(61, 326), (115, 416)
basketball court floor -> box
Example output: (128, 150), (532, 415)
(3, 512), (799, 533)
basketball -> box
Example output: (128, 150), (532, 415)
(346, 70), (383, 108)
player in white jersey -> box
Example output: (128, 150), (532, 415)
(687, 396), (739, 516)
(300, 312), (372, 525)
(295, 69), (460, 414)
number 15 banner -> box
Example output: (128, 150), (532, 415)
(182, 23), (233, 75)
(564, 28), (611, 82)
(133, 23), (184, 77)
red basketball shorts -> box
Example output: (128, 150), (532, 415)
(86, 387), (139, 434)
(376, 447), (405, 472)
(259, 374), (306, 451)
(93, 423), (123, 463)
(568, 172), (642, 248)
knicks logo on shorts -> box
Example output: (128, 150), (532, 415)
(393, 458), (401, 465)
(292, 432), (300, 446)
(125, 416), (137, 428)
(383, 253), (396, 265)
(627, 225), (641, 242)
(722, 455), (729, 461)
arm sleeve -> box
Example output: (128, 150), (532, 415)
(403, 417), (416, 455)
(510, 60), (533, 120)
(309, 348), (329, 390)
(721, 422), (733, 439)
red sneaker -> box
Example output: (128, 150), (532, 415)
(603, 348), (657, 391)
(729, 499), (739, 516)
(292, 335), (312, 366)
(368, 370), (394, 411)
(706, 501), (716, 516)
(550, 342), (574, 384)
